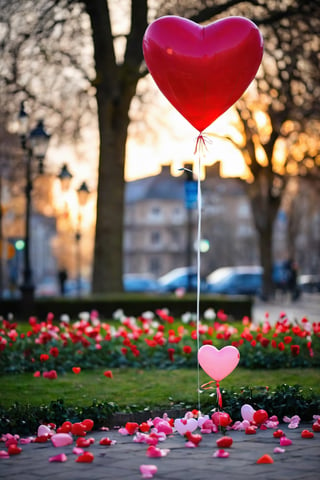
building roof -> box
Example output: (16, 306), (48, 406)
(125, 166), (185, 203)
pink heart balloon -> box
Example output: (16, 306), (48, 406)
(143, 16), (263, 132)
(198, 345), (240, 381)
(241, 404), (256, 422)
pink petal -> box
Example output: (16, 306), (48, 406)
(0, 450), (10, 459)
(185, 441), (197, 448)
(280, 437), (292, 446)
(51, 433), (73, 447)
(213, 449), (230, 458)
(72, 447), (84, 455)
(146, 446), (170, 458)
(274, 447), (285, 453)
(118, 427), (129, 435)
(49, 453), (68, 462)
(140, 464), (158, 478)
(20, 437), (34, 444)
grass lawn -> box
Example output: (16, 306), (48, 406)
(0, 367), (318, 410)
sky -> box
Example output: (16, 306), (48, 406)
(125, 88), (248, 181)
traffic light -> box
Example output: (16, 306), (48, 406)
(14, 239), (25, 251)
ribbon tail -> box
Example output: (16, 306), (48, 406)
(216, 382), (223, 408)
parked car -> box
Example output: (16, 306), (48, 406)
(158, 266), (207, 293)
(298, 274), (320, 293)
(123, 274), (160, 293)
(35, 277), (59, 297)
(64, 278), (91, 296)
(206, 266), (263, 295)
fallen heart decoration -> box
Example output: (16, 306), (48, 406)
(301, 429), (314, 439)
(75, 451), (94, 463)
(51, 433), (73, 448)
(216, 436), (233, 448)
(143, 16), (263, 132)
(256, 454), (274, 464)
(174, 418), (198, 436)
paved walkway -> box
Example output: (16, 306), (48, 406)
(253, 292), (320, 325)
(1, 421), (319, 480)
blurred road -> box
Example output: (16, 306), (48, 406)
(253, 292), (320, 325)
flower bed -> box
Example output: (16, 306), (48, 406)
(0, 308), (319, 375)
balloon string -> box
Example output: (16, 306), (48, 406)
(196, 153), (202, 413)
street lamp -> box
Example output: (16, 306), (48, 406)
(17, 102), (50, 310)
(57, 167), (90, 297)
(57, 163), (73, 191)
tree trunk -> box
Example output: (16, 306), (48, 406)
(85, 0), (147, 294)
(246, 171), (282, 299)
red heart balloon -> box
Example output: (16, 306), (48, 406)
(253, 409), (268, 425)
(143, 16), (263, 132)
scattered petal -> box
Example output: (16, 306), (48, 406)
(0, 450), (10, 459)
(274, 447), (285, 454)
(72, 447), (84, 455)
(8, 444), (22, 455)
(99, 437), (116, 446)
(245, 426), (257, 435)
(75, 451), (94, 463)
(213, 449), (229, 458)
(216, 436), (233, 448)
(257, 454), (274, 464)
(49, 453), (68, 462)
(185, 441), (197, 448)
(280, 437), (292, 446)
(140, 464), (158, 479)
(146, 445), (170, 458)
(51, 433), (73, 447)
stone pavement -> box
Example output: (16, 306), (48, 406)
(1, 421), (319, 480)
(252, 292), (320, 326)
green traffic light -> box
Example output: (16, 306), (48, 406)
(15, 239), (25, 250)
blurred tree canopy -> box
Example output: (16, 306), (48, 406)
(0, 0), (319, 296)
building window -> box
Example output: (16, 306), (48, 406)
(150, 205), (162, 218)
(151, 231), (161, 245)
(150, 257), (160, 275)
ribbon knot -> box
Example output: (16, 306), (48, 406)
(194, 133), (212, 156)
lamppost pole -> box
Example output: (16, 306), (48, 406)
(22, 144), (33, 293)
(17, 102), (50, 312)
(76, 181), (90, 297)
